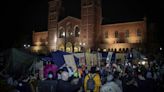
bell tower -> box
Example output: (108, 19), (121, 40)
(48, 0), (61, 51)
(81, 0), (102, 51)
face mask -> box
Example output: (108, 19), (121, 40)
(48, 74), (53, 79)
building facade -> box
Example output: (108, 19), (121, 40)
(32, 0), (147, 53)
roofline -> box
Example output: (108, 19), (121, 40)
(102, 20), (145, 27)
(58, 16), (81, 24)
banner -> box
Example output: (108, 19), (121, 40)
(63, 55), (77, 71)
(106, 52), (113, 63)
(73, 53), (86, 65)
(116, 53), (125, 62)
(36, 61), (44, 79)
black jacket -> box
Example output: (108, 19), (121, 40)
(56, 79), (81, 92)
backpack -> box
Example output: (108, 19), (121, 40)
(87, 74), (96, 91)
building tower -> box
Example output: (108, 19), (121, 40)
(48, 0), (61, 51)
(81, 0), (102, 51)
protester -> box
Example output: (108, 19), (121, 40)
(16, 75), (32, 92)
(84, 66), (101, 92)
(56, 71), (81, 92)
(113, 71), (123, 90)
(100, 74), (122, 92)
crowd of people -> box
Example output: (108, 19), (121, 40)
(1, 54), (164, 92)
(41, 56), (164, 92)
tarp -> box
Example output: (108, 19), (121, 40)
(1, 48), (38, 77)
(42, 50), (79, 68)
(45, 50), (70, 68)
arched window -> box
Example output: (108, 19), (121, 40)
(68, 28), (72, 36)
(75, 26), (80, 37)
(103, 49), (107, 52)
(125, 30), (129, 37)
(105, 31), (108, 38)
(126, 48), (129, 52)
(137, 28), (142, 36)
(119, 48), (121, 52)
(123, 48), (125, 52)
(115, 31), (118, 38)
(66, 22), (73, 37)
(114, 49), (117, 52)
(59, 28), (65, 38)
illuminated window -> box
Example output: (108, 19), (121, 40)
(137, 29), (142, 36)
(105, 31), (108, 38)
(97, 48), (101, 51)
(67, 25), (73, 37)
(59, 28), (65, 38)
(103, 49), (107, 52)
(125, 30), (129, 37)
(75, 27), (80, 37)
(115, 31), (118, 38)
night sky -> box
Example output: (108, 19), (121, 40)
(1, 0), (164, 50)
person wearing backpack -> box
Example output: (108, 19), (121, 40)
(84, 66), (101, 92)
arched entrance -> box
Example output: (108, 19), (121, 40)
(74, 43), (81, 52)
(66, 42), (73, 52)
(58, 44), (64, 51)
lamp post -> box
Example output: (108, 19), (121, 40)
(23, 44), (31, 52)
(160, 47), (162, 51)
(80, 42), (86, 67)
(62, 31), (66, 52)
(24, 44), (30, 49)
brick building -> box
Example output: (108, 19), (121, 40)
(32, 0), (147, 53)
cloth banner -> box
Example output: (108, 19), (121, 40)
(91, 53), (98, 66)
(85, 53), (98, 68)
(97, 53), (102, 66)
(106, 52), (113, 63)
(73, 53), (86, 66)
(63, 55), (77, 71)
(116, 53), (126, 62)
